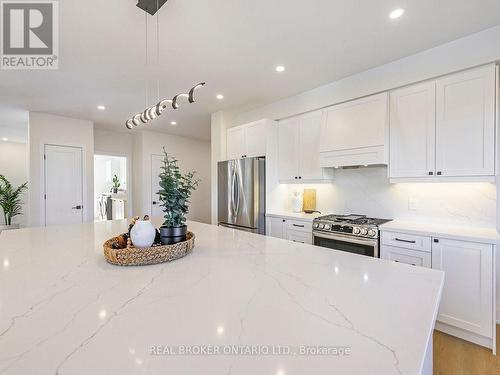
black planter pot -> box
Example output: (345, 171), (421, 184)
(160, 225), (187, 245)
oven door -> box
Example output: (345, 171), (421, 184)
(313, 231), (379, 258)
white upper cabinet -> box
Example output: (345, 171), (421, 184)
(278, 110), (330, 182)
(298, 111), (325, 180)
(227, 126), (246, 160)
(319, 92), (388, 167)
(245, 121), (268, 157)
(389, 81), (436, 178)
(388, 64), (496, 181)
(278, 117), (300, 181)
(435, 65), (496, 177)
(226, 120), (268, 160)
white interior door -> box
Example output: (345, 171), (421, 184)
(151, 154), (164, 218)
(44, 145), (83, 226)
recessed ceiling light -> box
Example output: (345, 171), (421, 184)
(275, 65), (285, 73)
(97, 105), (106, 110)
(170, 121), (177, 126)
(389, 8), (405, 19)
(216, 94), (224, 100)
(1, 137), (8, 141)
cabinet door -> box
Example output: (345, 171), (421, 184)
(389, 82), (436, 178)
(381, 245), (431, 268)
(227, 127), (246, 160)
(266, 217), (284, 238)
(320, 92), (387, 152)
(435, 65), (495, 176)
(432, 238), (493, 337)
(245, 121), (267, 157)
(285, 229), (312, 244)
(278, 117), (300, 181)
(299, 111), (324, 180)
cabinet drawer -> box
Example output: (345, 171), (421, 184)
(381, 245), (431, 268)
(285, 219), (312, 233)
(286, 229), (312, 244)
(381, 231), (431, 252)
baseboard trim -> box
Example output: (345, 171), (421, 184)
(435, 322), (495, 353)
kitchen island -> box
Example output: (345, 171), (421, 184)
(0, 219), (443, 375)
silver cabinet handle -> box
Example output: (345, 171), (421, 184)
(293, 224), (305, 228)
(394, 238), (416, 244)
(72, 205), (82, 210)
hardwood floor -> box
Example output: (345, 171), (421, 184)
(434, 325), (500, 375)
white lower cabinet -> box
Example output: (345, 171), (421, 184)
(286, 230), (312, 244)
(432, 238), (494, 341)
(381, 245), (431, 267)
(266, 217), (286, 239)
(266, 216), (312, 244)
(381, 229), (496, 351)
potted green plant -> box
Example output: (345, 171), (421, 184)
(111, 174), (120, 194)
(0, 175), (28, 233)
(157, 148), (199, 245)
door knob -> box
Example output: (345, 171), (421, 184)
(152, 201), (158, 205)
(72, 205), (82, 210)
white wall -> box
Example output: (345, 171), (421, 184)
(233, 25), (500, 126)
(0, 141), (28, 226)
(133, 130), (211, 224)
(28, 112), (94, 226)
(94, 128), (134, 216)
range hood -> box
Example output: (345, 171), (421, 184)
(319, 145), (387, 168)
(319, 92), (388, 168)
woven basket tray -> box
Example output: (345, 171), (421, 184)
(103, 232), (195, 266)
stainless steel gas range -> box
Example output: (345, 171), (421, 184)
(312, 214), (392, 258)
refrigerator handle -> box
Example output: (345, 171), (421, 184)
(234, 165), (240, 216)
(231, 164), (237, 218)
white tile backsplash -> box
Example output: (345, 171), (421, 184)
(279, 167), (496, 227)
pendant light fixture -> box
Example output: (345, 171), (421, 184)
(125, 1), (205, 130)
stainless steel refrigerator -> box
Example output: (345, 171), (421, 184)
(218, 157), (265, 234)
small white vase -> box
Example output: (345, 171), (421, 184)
(291, 191), (303, 213)
(130, 220), (156, 248)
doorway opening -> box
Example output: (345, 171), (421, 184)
(94, 154), (128, 221)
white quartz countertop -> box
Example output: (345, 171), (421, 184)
(0, 219), (443, 375)
(380, 219), (500, 244)
(266, 211), (322, 222)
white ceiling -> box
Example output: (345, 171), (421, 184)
(1, 0), (500, 141)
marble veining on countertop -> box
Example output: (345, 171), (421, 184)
(380, 219), (500, 244)
(0, 219), (443, 375)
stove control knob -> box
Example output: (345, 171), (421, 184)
(313, 223), (319, 228)
(353, 227), (361, 235)
(319, 223), (325, 229)
(324, 224), (331, 230)
(360, 228), (368, 235)
(368, 229), (376, 237)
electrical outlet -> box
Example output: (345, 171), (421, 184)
(408, 198), (418, 211)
